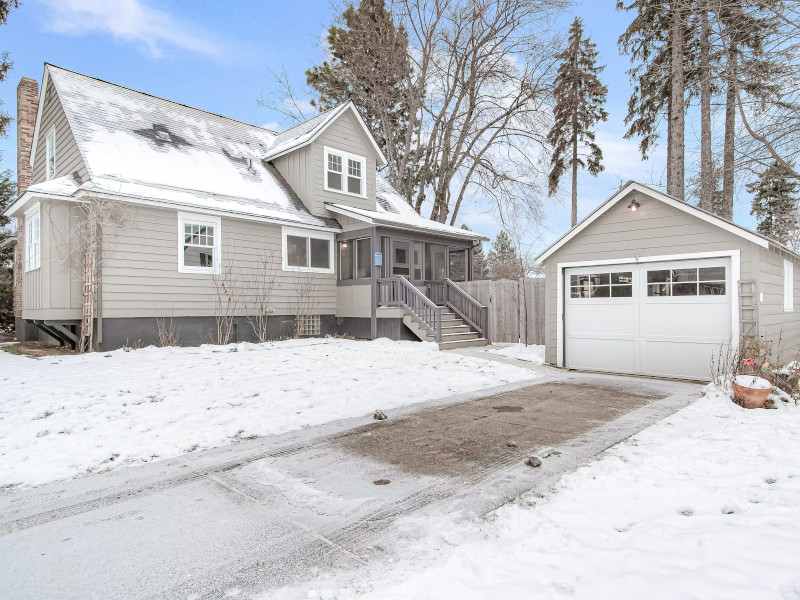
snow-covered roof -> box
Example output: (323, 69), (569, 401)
(262, 102), (387, 165)
(25, 65), (339, 229)
(325, 176), (489, 242)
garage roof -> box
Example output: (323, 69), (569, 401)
(536, 181), (799, 264)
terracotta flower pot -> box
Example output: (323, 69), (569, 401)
(732, 375), (772, 409)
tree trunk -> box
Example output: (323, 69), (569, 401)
(668, 0), (685, 199)
(571, 117), (578, 227)
(699, 1), (714, 212)
(722, 37), (738, 220)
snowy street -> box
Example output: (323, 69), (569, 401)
(0, 342), (700, 600)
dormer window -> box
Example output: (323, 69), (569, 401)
(45, 127), (56, 180)
(325, 146), (365, 198)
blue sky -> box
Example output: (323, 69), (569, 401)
(0, 0), (756, 252)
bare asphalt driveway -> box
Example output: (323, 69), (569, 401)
(0, 353), (702, 599)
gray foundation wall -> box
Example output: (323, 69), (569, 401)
(94, 315), (417, 350)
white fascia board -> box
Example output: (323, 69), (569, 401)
(3, 188), (74, 218)
(324, 203), (376, 224)
(28, 65), (51, 168)
(536, 181), (769, 264)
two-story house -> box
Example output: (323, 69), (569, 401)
(4, 65), (489, 350)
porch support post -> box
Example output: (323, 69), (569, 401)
(370, 226), (378, 340)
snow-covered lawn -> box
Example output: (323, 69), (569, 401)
(0, 338), (534, 489)
(485, 343), (545, 364)
(321, 386), (800, 600)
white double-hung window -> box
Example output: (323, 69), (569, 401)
(25, 208), (41, 272)
(45, 127), (56, 180)
(282, 227), (335, 274)
(784, 259), (794, 312)
(324, 146), (365, 197)
(178, 212), (221, 274)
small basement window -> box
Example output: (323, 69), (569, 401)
(296, 314), (321, 337)
(178, 213), (220, 274)
(570, 272), (632, 298)
(325, 146), (366, 198)
(283, 227), (335, 274)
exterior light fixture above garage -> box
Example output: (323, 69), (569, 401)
(628, 199), (640, 211)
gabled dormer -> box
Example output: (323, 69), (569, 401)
(268, 102), (386, 218)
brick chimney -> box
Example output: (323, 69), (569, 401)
(16, 77), (39, 196)
(13, 77), (39, 321)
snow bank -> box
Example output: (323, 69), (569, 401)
(486, 343), (545, 365)
(0, 338), (534, 488)
(325, 386), (800, 599)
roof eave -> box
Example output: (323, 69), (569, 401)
(536, 181), (771, 264)
(264, 103), (388, 167)
(326, 202), (488, 241)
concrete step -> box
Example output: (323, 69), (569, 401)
(425, 330), (481, 343)
(438, 338), (489, 350)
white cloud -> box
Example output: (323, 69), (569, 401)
(37, 0), (224, 58)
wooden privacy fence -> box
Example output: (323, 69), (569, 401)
(457, 278), (545, 345)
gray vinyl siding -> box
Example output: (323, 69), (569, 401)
(22, 200), (82, 318)
(543, 190), (754, 365)
(31, 78), (88, 185)
(273, 110), (377, 217)
(100, 204), (336, 318)
(756, 246), (800, 360)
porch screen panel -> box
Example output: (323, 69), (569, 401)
(339, 241), (353, 280)
(356, 238), (372, 279)
(425, 244), (447, 280)
(449, 249), (467, 282)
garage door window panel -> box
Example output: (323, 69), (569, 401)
(647, 266), (726, 297)
(570, 271), (632, 298)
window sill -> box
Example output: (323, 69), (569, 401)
(323, 185), (366, 200)
(178, 266), (219, 275)
(24, 266), (40, 273)
(283, 265), (335, 275)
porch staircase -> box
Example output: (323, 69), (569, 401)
(403, 308), (488, 349)
(377, 275), (489, 350)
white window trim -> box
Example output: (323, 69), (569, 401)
(555, 250), (741, 369)
(177, 212), (221, 275)
(45, 126), (56, 181)
(24, 203), (41, 272)
(323, 145), (367, 199)
(282, 226), (335, 274)
(784, 259), (794, 312)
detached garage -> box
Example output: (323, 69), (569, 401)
(537, 181), (800, 381)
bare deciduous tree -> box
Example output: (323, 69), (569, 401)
(50, 198), (131, 352)
(245, 247), (281, 343)
(211, 252), (244, 345)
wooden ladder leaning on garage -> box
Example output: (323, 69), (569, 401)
(739, 280), (758, 345)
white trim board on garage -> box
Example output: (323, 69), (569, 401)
(556, 250), (740, 380)
(536, 181), (779, 264)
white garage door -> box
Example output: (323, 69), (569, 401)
(564, 257), (731, 380)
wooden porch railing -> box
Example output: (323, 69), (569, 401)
(427, 279), (489, 339)
(378, 276), (443, 343)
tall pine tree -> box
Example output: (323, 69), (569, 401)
(548, 17), (608, 227)
(306, 0), (417, 203)
(747, 162), (799, 247)
(487, 231), (523, 281)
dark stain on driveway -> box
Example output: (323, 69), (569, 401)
(336, 383), (663, 478)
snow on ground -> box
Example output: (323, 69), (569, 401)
(0, 338), (535, 489)
(303, 386), (800, 600)
(485, 343), (545, 364)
